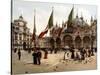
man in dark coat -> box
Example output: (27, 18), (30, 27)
(17, 49), (21, 60)
(32, 50), (38, 64)
(50, 48), (53, 54)
(71, 48), (74, 59)
(81, 48), (86, 60)
(37, 49), (42, 65)
(14, 48), (17, 53)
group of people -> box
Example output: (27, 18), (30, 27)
(32, 49), (42, 65)
(14, 47), (96, 65)
(14, 48), (48, 65)
(13, 49), (22, 60)
(64, 47), (95, 62)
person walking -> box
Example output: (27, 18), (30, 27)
(14, 48), (17, 53)
(44, 49), (48, 59)
(85, 48), (89, 57)
(64, 50), (71, 61)
(50, 48), (53, 54)
(80, 48), (85, 60)
(88, 48), (91, 57)
(17, 49), (21, 60)
(37, 49), (42, 65)
(32, 50), (38, 64)
(71, 48), (74, 59)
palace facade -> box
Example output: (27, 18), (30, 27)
(11, 15), (33, 50)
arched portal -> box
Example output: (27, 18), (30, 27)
(91, 35), (96, 48)
(75, 36), (82, 49)
(83, 36), (91, 48)
(50, 38), (55, 49)
(63, 35), (73, 47)
(56, 37), (61, 48)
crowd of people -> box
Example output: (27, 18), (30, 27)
(63, 47), (96, 62)
(13, 47), (96, 65)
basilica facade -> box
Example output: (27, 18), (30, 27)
(49, 15), (97, 49)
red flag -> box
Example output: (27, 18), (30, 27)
(38, 29), (48, 38)
(38, 8), (54, 39)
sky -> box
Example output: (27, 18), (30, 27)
(12, 0), (97, 35)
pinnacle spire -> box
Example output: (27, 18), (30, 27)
(19, 14), (23, 19)
(80, 12), (83, 20)
(91, 16), (93, 22)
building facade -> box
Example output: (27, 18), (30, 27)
(11, 15), (33, 51)
(50, 15), (97, 49)
(11, 10), (97, 50)
(38, 37), (51, 48)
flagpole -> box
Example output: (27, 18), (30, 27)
(34, 9), (36, 48)
(52, 6), (54, 26)
(31, 9), (36, 49)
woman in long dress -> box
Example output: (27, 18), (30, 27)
(44, 49), (48, 59)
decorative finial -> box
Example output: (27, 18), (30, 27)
(80, 12), (83, 20)
(19, 14), (23, 19)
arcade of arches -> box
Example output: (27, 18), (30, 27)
(51, 34), (96, 49)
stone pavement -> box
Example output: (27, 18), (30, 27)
(12, 50), (97, 74)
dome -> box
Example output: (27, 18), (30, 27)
(73, 16), (87, 27)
